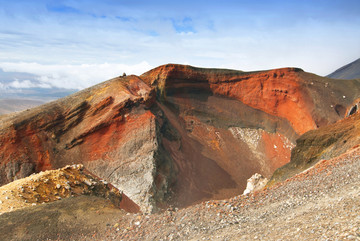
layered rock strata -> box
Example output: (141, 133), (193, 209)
(1, 64), (359, 211)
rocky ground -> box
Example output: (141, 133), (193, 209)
(0, 195), (127, 240)
(1, 147), (359, 240)
(101, 147), (360, 240)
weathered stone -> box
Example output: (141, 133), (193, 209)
(270, 111), (360, 184)
(243, 173), (268, 195)
(1, 64), (359, 212)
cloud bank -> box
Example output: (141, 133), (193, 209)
(0, 62), (152, 90)
(1, 0), (360, 91)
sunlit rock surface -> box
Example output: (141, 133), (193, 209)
(1, 64), (359, 211)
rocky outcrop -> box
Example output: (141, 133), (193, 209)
(269, 111), (360, 185)
(140, 64), (360, 207)
(1, 64), (359, 211)
(0, 164), (139, 214)
(0, 75), (168, 213)
(346, 98), (360, 117)
(141, 64), (360, 135)
(242, 173), (268, 195)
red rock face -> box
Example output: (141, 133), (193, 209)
(1, 64), (360, 211)
(1, 76), (151, 170)
(140, 64), (360, 207)
(142, 64), (359, 135)
(209, 68), (315, 135)
(0, 75), (161, 212)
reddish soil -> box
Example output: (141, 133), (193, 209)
(1, 64), (360, 240)
(1, 64), (360, 211)
(141, 64), (359, 135)
(0, 75), (153, 185)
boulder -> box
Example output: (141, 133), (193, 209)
(243, 173), (268, 195)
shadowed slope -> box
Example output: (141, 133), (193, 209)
(142, 64), (360, 135)
(140, 64), (360, 207)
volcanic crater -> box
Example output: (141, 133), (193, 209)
(1, 64), (360, 213)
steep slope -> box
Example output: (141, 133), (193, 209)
(327, 58), (360, 79)
(141, 64), (359, 135)
(0, 75), (166, 213)
(1, 64), (360, 212)
(270, 110), (360, 184)
(140, 64), (360, 206)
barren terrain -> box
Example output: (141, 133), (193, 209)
(1, 64), (360, 240)
(106, 147), (360, 240)
(0, 146), (359, 240)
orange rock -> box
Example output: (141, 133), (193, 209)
(1, 64), (360, 211)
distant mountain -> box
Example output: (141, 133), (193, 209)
(0, 98), (47, 115)
(0, 68), (38, 83)
(0, 87), (76, 100)
(327, 58), (360, 79)
(0, 68), (76, 114)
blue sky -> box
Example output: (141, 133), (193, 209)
(0, 0), (360, 89)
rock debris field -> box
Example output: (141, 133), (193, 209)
(72, 147), (359, 240)
(1, 148), (359, 240)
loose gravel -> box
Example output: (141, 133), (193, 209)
(100, 148), (360, 240)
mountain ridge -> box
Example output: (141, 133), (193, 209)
(1, 64), (360, 213)
(327, 58), (360, 79)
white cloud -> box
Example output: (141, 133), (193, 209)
(0, 61), (153, 90)
(8, 79), (51, 89)
(0, 1), (360, 81)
